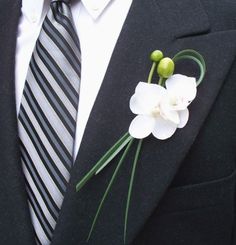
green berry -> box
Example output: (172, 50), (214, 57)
(150, 50), (164, 62)
(157, 57), (175, 78)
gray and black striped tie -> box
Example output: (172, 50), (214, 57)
(18, 1), (81, 244)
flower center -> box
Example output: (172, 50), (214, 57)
(170, 96), (178, 106)
(151, 105), (161, 117)
(169, 95), (190, 109)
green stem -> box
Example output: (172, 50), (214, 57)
(124, 139), (143, 244)
(87, 138), (135, 242)
(147, 62), (157, 84)
(158, 77), (164, 85)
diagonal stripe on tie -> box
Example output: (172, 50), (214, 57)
(18, 1), (81, 244)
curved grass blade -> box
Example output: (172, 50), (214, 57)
(76, 132), (132, 192)
(124, 139), (143, 244)
(87, 138), (135, 242)
(172, 49), (206, 86)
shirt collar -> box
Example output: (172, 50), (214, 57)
(22, 0), (112, 22)
(80, 0), (112, 19)
(21, 0), (46, 24)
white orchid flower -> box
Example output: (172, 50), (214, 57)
(129, 74), (197, 140)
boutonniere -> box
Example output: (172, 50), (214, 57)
(76, 49), (206, 243)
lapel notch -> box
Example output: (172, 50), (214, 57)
(156, 0), (210, 39)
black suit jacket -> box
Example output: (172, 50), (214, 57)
(0, 0), (236, 244)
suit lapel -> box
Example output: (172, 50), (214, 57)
(50, 0), (236, 244)
(0, 0), (36, 244)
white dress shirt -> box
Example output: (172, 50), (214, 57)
(15, 0), (133, 159)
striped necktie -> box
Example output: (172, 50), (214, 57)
(18, 0), (81, 244)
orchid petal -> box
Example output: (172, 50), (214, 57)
(166, 74), (197, 103)
(152, 116), (177, 140)
(178, 109), (189, 128)
(135, 82), (166, 96)
(129, 115), (155, 139)
(130, 82), (167, 115)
